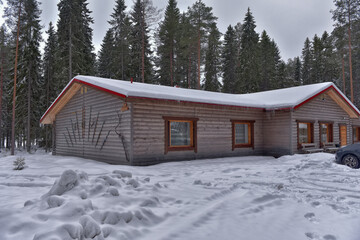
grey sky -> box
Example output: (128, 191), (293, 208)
(30, 0), (336, 61)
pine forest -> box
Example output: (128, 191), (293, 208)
(0, 0), (360, 152)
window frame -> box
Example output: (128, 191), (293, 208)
(353, 126), (360, 143)
(319, 121), (333, 146)
(163, 116), (198, 154)
(296, 120), (314, 148)
(230, 120), (255, 150)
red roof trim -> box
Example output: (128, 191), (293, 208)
(40, 79), (76, 123)
(294, 85), (360, 116)
(73, 79), (128, 99)
(41, 80), (359, 124)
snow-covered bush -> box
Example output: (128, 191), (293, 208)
(13, 156), (26, 170)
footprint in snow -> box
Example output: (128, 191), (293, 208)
(305, 232), (320, 240)
(323, 235), (337, 240)
(304, 212), (319, 224)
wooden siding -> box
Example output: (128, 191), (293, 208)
(291, 93), (351, 153)
(263, 110), (292, 156)
(131, 100), (264, 165)
(55, 86), (131, 164)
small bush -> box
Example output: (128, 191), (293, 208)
(13, 157), (26, 170)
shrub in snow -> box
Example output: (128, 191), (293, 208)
(13, 157), (26, 170)
(113, 170), (132, 178)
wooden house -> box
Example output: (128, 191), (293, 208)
(40, 76), (360, 165)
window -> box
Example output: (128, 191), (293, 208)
(319, 122), (333, 146)
(231, 120), (255, 150)
(163, 117), (198, 154)
(353, 126), (360, 143)
(297, 121), (314, 146)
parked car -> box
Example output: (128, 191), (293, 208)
(335, 143), (360, 168)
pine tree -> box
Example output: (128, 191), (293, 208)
(204, 23), (221, 92)
(157, 0), (180, 86)
(301, 38), (312, 85)
(55, 0), (95, 90)
(332, 0), (360, 102)
(222, 25), (237, 93)
(98, 29), (116, 78)
(109, 0), (132, 80)
(130, 0), (154, 83)
(187, 0), (217, 89)
(237, 8), (259, 93)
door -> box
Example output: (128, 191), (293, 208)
(340, 125), (347, 146)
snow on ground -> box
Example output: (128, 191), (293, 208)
(0, 150), (359, 240)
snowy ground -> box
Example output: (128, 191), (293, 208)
(0, 150), (359, 240)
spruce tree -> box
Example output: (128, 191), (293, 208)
(310, 34), (326, 83)
(237, 8), (259, 93)
(222, 25), (237, 93)
(157, 0), (180, 86)
(177, 12), (197, 88)
(43, 22), (57, 151)
(55, 0), (95, 90)
(6, 0), (43, 152)
(301, 38), (312, 85)
(258, 31), (280, 90)
(294, 57), (302, 86)
(130, 0), (154, 83)
(187, 0), (217, 89)
(109, 0), (132, 80)
(0, 25), (9, 149)
(204, 23), (221, 92)
(98, 29), (116, 78)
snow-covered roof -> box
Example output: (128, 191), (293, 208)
(40, 75), (360, 124)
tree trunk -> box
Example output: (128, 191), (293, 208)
(347, 1), (353, 103)
(197, 30), (201, 90)
(0, 52), (4, 149)
(141, 14), (145, 83)
(69, 19), (72, 81)
(11, 2), (21, 155)
(342, 53), (346, 94)
(26, 65), (31, 153)
(188, 55), (191, 88)
(170, 45), (173, 86)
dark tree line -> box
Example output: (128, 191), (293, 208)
(0, 0), (359, 152)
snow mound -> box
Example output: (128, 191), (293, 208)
(45, 170), (87, 197)
(17, 168), (167, 240)
(113, 170), (132, 178)
(79, 215), (102, 239)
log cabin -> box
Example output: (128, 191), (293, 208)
(40, 76), (360, 165)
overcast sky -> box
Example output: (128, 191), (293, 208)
(10, 0), (337, 61)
